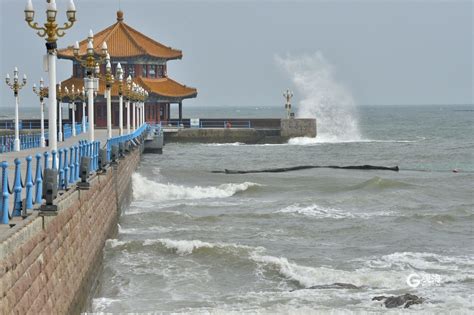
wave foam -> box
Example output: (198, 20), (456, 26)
(132, 173), (260, 201)
(288, 137), (425, 145)
(92, 297), (120, 312)
(276, 203), (395, 219)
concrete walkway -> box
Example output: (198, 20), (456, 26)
(1, 129), (123, 218)
(1, 129), (119, 169)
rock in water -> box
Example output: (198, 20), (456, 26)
(372, 293), (424, 308)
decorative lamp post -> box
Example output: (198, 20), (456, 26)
(102, 54), (115, 139)
(76, 86), (87, 132)
(143, 89), (149, 123)
(137, 86), (142, 126)
(5, 67), (27, 152)
(24, 0), (77, 152)
(283, 89), (293, 119)
(32, 78), (48, 147)
(56, 83), (65, 142)
(64, 85), (79, 136)
(131, 83), (137, 131)
(125, 75), (132, 134)
(116, 63), (124, 135)
(72, 30), (108, 142)
(138, 86), (144, 126)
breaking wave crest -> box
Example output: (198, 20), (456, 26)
(106, 238), (255, 255)
(106, 238), (473, 290)
(288, 137), (426, 145)
(132, 173), (261, 201)
(349, 177), (414, 191)
(276, 204), (395, 219)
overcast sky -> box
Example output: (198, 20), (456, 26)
(0, 0), (472, 110)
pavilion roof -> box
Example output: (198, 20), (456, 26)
(58, 11), (182, 60)
(59, 76), (197, 100)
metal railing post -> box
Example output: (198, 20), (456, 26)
(69, 147), (75, 184)
(58, 149), (64, 190)
(12, 158), (23, 217)
(52, 150), (58, 170)
(34, 153), (43, 205)
(1, 162), (10, 224)
(25, 156), (34, 209)
(63, 149), (69, 190)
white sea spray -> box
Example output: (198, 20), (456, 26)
(276, 52), (361, 142)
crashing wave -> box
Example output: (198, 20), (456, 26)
(132, 173), (261, 201)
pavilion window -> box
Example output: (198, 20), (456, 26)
(157, 65), (164, 78)
(149, 65), (156, 78)
(142, 65), (148, 77)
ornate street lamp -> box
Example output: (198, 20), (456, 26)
(5, 68), (27, 152)
(97, 54), (115, 139)
(72, 30), (108, 142)
(24, 0), (77, 152)
(32, 78), (48, 147)
(75, 86), (87, 132)
(283, 89), (294, 119)
(116, 63), (124, 136)
(141, 89), (149, 126)
(64, 85), (79, 136)
(137, 86), (142, 127)
(125, 75), (133, 134)
(56, 83), (66, 142)
(131, 82), (138, 131)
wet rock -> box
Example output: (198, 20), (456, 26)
(372, 293), (424, 308)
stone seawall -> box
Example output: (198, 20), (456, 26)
(0, 147), (141, 314)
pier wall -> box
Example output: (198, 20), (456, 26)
(164, 119), (316, 144)
(280, 119), (317, 138)
(0, 147), (141, 314)
(165, 128), (281, 144)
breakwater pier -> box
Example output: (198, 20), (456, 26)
(0, 124), (152, 314)
(163, 118), (317, 144)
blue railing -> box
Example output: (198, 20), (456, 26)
(1, 139), (100, 225)
(160, 120), (252, 129)
(1, 133), (48, 153)
(106, 123), (149, 161)
(0, 122), (88, 154)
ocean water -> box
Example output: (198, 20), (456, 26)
(89, 105), (473, 314)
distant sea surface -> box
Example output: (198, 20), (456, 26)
(90, 105), (473, 313)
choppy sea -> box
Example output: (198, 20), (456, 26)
(88, 105), (473, 314)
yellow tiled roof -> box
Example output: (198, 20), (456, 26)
(59, 76), (197, 99)
(58, 11), (182, 60)
(136, 77), (197, 98)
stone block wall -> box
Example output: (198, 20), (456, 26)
(280, 119), (317, 138)
(0, 147), (141, 314)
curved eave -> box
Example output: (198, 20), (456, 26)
(57, 51), (183, 61)
(137, 77), (197, 99)
(60, 76), (197, 99)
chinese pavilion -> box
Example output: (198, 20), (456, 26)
(58, 10), (197, 127)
